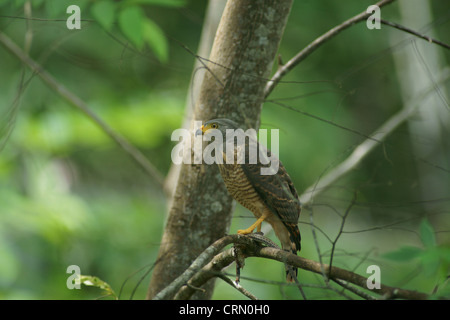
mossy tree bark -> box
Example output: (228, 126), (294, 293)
(147, 0), (293, 300)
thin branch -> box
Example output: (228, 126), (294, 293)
(0, 31), (166, 190)
(299, 71), (450, 206)
(380, 18), (450, 50)
(328, 192), (357, 276)
(411, 40), (450, 110)
(254, 246), (429, 300)
(308, 208), (328, 284)
(173, 248), (238, 300)
(154, 234), (429, 300)
(302, 116), (389, 203)
(216, 272), (259, 300)
(264, 0), (396, 98)
(332, 279), (377, 300)
(263, 1), (450, 99)
(152, 235), (238, 300)
(0, 15), (94, 22)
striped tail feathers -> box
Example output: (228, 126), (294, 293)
(286, 222), (301, 252)
(285, 224), (301, 282)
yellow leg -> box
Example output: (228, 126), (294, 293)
(238, 214), (267, 235)
(257, 220), (262, 232)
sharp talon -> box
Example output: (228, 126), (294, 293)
(237, 216), (266, 235)
(237, 228), (254, 235)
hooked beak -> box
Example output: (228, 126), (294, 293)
(195, 125), (205, 136)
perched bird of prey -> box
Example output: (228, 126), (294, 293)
(196, 118), (301, 282)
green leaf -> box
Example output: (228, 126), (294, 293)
(119, 6), (145, 49)
(0, 239), (20, 287)
(91, 0), (116, 32)
(142, 18), (168, 63)
(123, 0), (187, 7)
(79, 275), (118, 299)
(382, 246), (423, 262)
(420, 248), (442, 277)
(420, 218), (436, 248)
(438, 247), (450, 263)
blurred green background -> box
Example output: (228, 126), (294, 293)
(0, 0), (449, 299)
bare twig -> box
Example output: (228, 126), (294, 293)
(299, 69), (450, 207)
(328, 192), (357, 276)
(264, 0), (396, 98)
(333, 279), (377, 300)
(300, 111), (393, 203)
(0, 31), (166, 190)
(216, 272), (259, 300)
(380, 18), (450, 50)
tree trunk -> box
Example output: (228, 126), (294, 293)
(146, 0), (293, 300)
(163, 0), (226, 199)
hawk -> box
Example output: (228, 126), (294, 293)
(196, 118), (301, 282)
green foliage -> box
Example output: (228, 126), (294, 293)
(119, 6), (145, 49)
(383, 219), (450, 297)
(0, 0), (184, 299)
(79, 275), (118, 300)
(91, 0), (116, 32)
(142, 18), (168, 63)
(420, 218), (437, 248)
(89, 0), (176, 63)
(382, 246), (424, 262)
(0, 0), (175, 62)
(0, 0), (449, 300)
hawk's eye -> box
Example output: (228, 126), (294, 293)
(211, 123), (218, 129)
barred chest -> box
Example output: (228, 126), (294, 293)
(217, 162), (265, 217)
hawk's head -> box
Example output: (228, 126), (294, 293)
(195, 118), (239, 138)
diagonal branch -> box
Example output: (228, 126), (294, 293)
(299, 106), (414, 205)
(298, 71), (450, 206)
(152, 235), (238, 300)
(379, 18), (450, 50)
(264, 0), (396, 98)
(215, 272), (259, 300)
(154, 234), (429, 300)
(328, 191), (357, 276)
(256, 246), (428, 300)
(0, 31), (166, 190)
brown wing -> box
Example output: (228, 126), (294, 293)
(241, 140), (302, 252)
